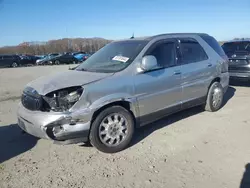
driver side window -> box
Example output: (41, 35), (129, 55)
(147, 42), (176, 68)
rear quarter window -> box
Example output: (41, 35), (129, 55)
(200, 35), (226, 57)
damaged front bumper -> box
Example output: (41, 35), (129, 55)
(17, 102), (91, 144)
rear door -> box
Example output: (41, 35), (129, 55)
(177, 38), (212, 106)
(64, 54), (75, 63)
(2, 55), (12, 67)
(58, 54), (68, 63)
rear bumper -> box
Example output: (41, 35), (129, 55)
(228, 61), (250, 80)
(220, 72), (229, 93)
(229, 72), (250, 79)
(17, 102), (90, 144)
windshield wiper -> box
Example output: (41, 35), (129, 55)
(76, 68), (87, 71)
(76, 68), (100, 72)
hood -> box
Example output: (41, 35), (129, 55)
(36, 58), (44, 63)
(26, 70), (114, 95)
(40, 56), (60, 63)
(37, 57), (49, 63)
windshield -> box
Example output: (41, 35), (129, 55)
(76, 40), (148, 73)
(222, 41), (250, 53)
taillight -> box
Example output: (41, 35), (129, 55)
(221, 55), (228, 73)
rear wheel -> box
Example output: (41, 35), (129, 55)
(89, 106), (134, 153)
(55, 60), (60, 65)
(205, 82), (224, 112)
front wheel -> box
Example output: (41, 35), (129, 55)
(11, 62), (18, 68)
(89, 106), (135, 153)
(205, 82), (224, 112)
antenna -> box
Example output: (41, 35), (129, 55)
(130, 33), (134, 39)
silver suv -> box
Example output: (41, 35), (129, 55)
(17, 33), (229, 153)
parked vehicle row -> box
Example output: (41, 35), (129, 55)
(36, 52), (90, 65)
(0, 52), (91, 68)
(0, 54), (40, 68)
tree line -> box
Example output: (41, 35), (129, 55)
(0, 37), (238, 55)
(0, 38), (112, 55)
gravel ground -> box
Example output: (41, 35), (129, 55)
(0, 65), (250, 188)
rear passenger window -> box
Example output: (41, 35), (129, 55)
(179, 39), (208, 64)
(147, 42), (176, 68)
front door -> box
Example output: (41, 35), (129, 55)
(134, 39), (182, 124)
(0, 56), (4, 68)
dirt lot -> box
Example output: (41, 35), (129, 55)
(0, 65), (250, 188)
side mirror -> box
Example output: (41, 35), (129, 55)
(141, 55), (158, 71)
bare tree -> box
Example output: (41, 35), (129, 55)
(0, 38), (111, 55)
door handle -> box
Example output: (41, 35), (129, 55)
(208, 63), (212, 67)
(174, 70), (181, 75)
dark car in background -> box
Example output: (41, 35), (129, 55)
(0, 55), (21, 68)
(222, 40), (250, 81)
(19, 55), (40, 66)
(38, 53), (78, 65)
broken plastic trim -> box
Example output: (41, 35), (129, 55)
(45, 116), (74, 140)
(45, 116), (89, 141)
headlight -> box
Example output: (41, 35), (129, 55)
(43, 87), (83, 112)
(66, 91), (81, 103)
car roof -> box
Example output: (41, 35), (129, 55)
(0, 54), (18, 57)
(115, 33), (210, 42)
(146, 33), (209, 40)
(224, 39), (250, 44)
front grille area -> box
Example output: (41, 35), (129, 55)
(21, 93), (43, 111)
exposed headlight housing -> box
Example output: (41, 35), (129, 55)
(65, 91), (81, 103)
(43, 86), (83, 112)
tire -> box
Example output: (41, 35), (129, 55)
(89, 106), (135, 153)
(55, 60), (60, 65)
(205, 82), (224, 112)
(11, 62), (18, 68)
